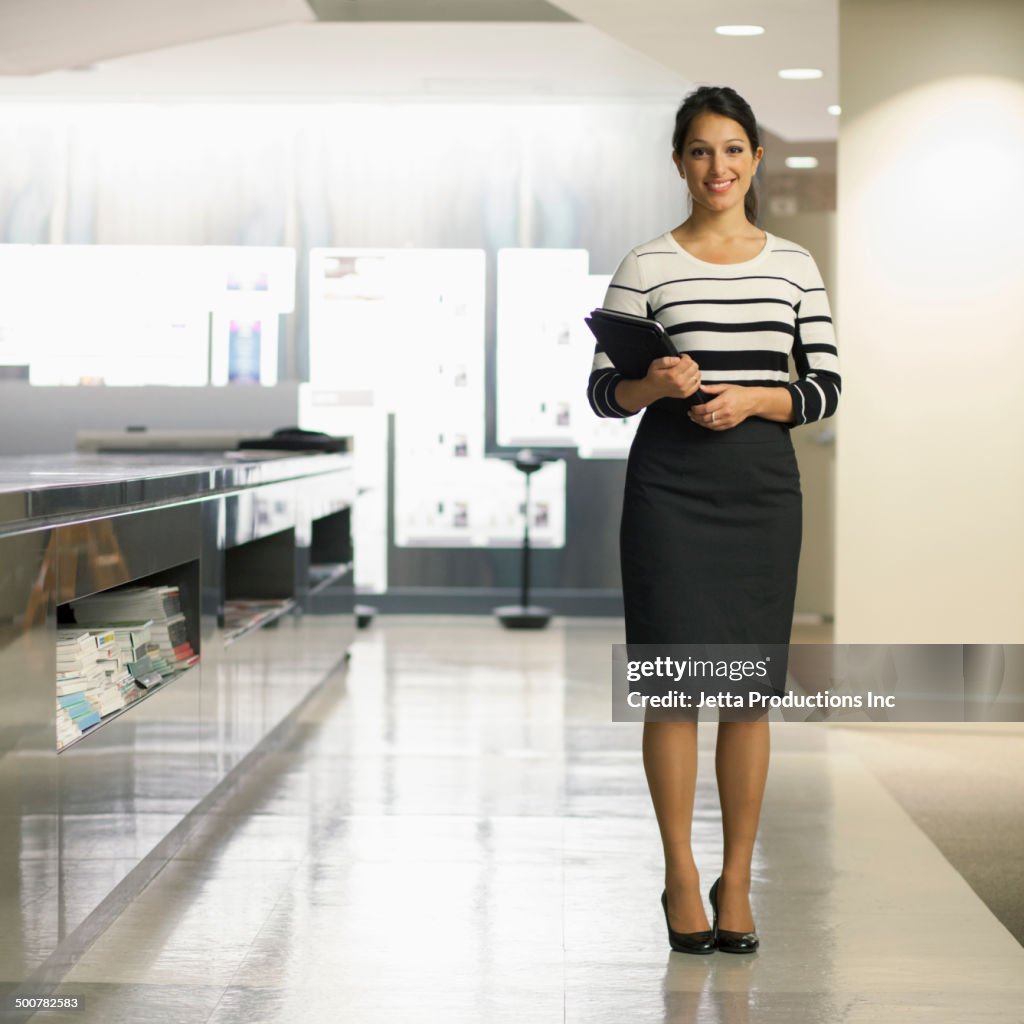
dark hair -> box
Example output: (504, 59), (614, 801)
(672, 86), (761, 226)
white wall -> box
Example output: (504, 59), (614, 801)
(762, 210), (838, 620)
(836, 0), (1024, 642)
(0, 384), (300, 455)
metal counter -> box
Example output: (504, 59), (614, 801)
(0, 451), (355, 1003)
(0, 451), (352, 534)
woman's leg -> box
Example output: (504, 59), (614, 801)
(714, 719), (770, 931)
(643, 719), (710, 932)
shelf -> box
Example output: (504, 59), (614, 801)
(222, 598), (296, 647)
(57, 661), (200, 753)
(308, 561), (353, 596)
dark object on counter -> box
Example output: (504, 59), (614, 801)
(494, 449), (556, 631)
(355, 604), (377, 629)
(237, 427), (350, 453)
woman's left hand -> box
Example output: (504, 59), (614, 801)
(687, 383), (757, 430)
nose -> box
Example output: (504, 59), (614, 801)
(710, 152), (729, 178)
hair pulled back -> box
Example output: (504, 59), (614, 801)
(672, 86), (761, 226)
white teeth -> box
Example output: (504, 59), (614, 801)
(707, 180), (734, 190)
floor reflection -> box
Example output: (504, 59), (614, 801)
(31, 616), (1024, 1023)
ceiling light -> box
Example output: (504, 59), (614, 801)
(714, 25), (765, 36)
(827, 104), (842, 116)
(785, 156), (819, 169)
(779, 68), (823, 80)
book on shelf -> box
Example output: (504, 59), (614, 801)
(126, 652), (156, 677)
(56, 646), (99, 666)
(70, 585), (181, 623)
(57, 669), (104, 692)
(67, 701), (101, 731)
(57, 692), (88, 710)
(57, 659), (104, 675)
(222, 598), (291, 632)
(56, 705), (81, 749)
(148, 612), (188, 643)
(71, 588), (196, 671)
(57, 630), (98, 652)
(55, 626), (148, 732)
(90, 691), (124, 716)
(57, 588), (199, 748)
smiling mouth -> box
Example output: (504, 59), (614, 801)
(705, 179), (736, 192)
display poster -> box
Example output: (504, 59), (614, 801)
(0, 245), (33, 379)
(310, 248), (499, 551)
(495, 248), (593, 448)
(207, 247), (295, 387)
(0, 244), (294, 387)
(298, 387), (390, 595)
(309, 248), (485, 422)
(395, 457), (565, 550)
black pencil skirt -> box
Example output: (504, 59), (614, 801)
(621, 399), (802, 649)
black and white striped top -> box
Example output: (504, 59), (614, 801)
(588, 231), (841, 425)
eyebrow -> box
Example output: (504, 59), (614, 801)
(689, 138), (746, 145)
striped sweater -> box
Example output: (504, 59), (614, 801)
(588, 231), (841, 425)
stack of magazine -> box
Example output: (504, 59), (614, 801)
(70, 585), (199, 677)
(56, 630), (106, 748)
(55, 627), (153, 749)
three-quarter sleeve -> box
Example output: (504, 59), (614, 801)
(587, 250), (648, 419)
(785, 256), (841, 425)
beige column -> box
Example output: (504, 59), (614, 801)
(836, 0), (1024, 642)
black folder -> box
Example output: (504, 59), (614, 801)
(584, 308), (710, 404)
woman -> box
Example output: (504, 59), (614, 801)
(587, 86), (840, 954)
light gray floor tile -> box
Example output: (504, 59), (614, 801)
(27, 617), (1024, 1024)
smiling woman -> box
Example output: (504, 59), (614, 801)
(671, 89), (763, 232)
(586, 85), (841, 957)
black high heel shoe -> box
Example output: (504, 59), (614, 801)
(708, 877), (759, 953)
(660, 890), (716, 954)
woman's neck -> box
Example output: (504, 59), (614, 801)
(677, 205), (760, 241)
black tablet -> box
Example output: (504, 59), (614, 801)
(585, 308), (710, 404)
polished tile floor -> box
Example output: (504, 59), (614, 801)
(44, 617), (1024, 1023)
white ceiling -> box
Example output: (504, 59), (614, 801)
(0, 23), (691, 103)
(0, 0), (838, 141)
(0, 0), (313, 76)
(549, 0), (839, 140)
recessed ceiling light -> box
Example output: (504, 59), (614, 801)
(779, 68), (823, 80)
(714, 25), (765, 36)
(827, 104), (842, 116)
(785, 156), (819, 169)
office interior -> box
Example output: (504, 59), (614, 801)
(0, 1), (1022, 1021)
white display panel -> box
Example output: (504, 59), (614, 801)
(0, 244), (294, 386)
(0, 245), (33, 378)
(395, 457), (565, 549)
(309, 248), (503, 552)
(496, 248), (593, 448)
(309, 249), (485, 427)
(299, 386), (389, 595)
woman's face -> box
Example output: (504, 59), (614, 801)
(673, 112), (763, 216)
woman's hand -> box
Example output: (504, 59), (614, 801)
(646, 354), (702, 400)
(687, 383), (757, 430)
(613, 354), (701, 414)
